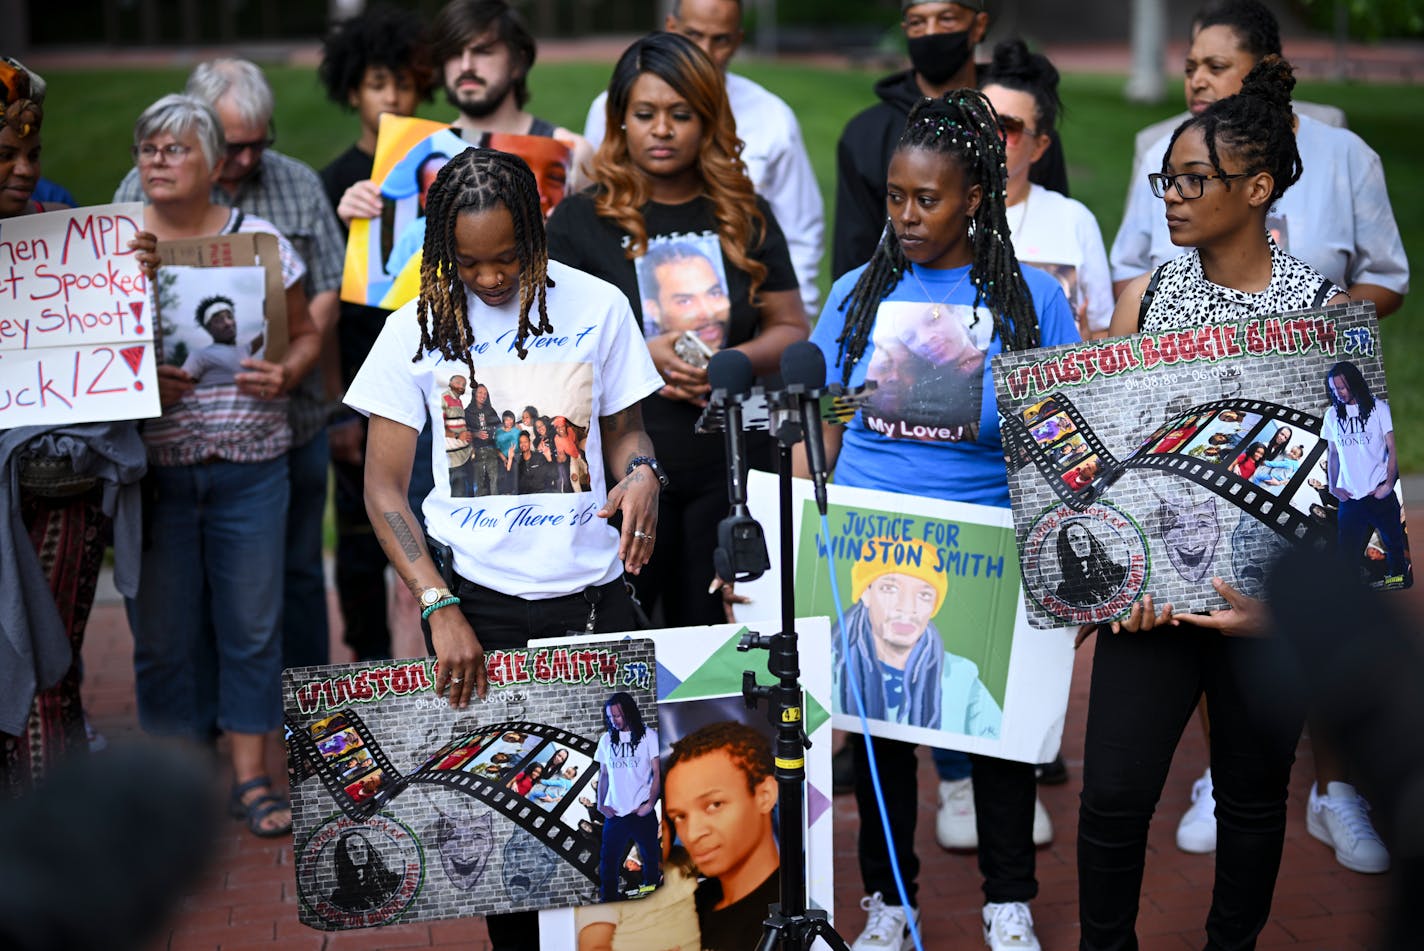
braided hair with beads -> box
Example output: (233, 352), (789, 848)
(1159, 55), (1301, 206)
(414, 148), (555, 373)
(834, 90), (1039, 384)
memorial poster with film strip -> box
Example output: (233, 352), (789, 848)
(536, 621), (836, 951)
(281, 640), (657, 931)
(992, 302), (1410, 629)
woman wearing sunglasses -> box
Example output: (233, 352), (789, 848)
(1076, 58), (1348, 950)
(980, 40), (1113, 340)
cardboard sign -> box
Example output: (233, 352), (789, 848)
(991, 301), (1410, 629)
(283, 640), (659, 931)
(736, 472), (1074, 765)
(341, 113), (572, 310)
(0, 202), (160, 426)
(156, 231), (287, 361)
(537, 620), (835, 951)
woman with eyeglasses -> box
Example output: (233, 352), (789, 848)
(1077, 58), (1347, 950)
(980, 39), (1113, 340)
(125, 93), (320, 838)
(1109, 0), (1407, 316)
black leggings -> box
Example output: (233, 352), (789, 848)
(1077, 626), (1304, 950)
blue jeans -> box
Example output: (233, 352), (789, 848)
(283, 430), (330, 670)
(599, 810), (661, 902)
(932, 746), (973, 781)
(127, 457), (288, 738)
(1338, 490), (1406, 577)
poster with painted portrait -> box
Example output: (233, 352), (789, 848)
(282, 639), (659, 930)
(433, 361), (594, 499)
(536, 620), (836, 951)
(735, 473), (1075, 765)
(633, 233), (731, 352)
(993, 302), (1411, 629)
(860, 300), (994, 443)
(340, 114), (571, 311)
(153, 265), (267, 386)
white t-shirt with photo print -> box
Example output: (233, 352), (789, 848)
(344, 260), (663, 599)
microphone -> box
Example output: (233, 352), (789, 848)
(780, 341), (830, 516)
(708, 349), (756, 505)
(708, 349), (770, 583)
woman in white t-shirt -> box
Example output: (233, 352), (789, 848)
(980, 39), (1113, 339)
(346, 148), (665, 951)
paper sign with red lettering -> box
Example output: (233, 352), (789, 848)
(0, 202), (159, 426)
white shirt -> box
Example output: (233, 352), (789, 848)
(1323, 399), (1394, 499)
(586, 72), (825, 316)
(1007, 184), (1114, 333)
(343, 260), (663, 599)
(595, 727), (659, 816)
(1111, 114), (1409, 296)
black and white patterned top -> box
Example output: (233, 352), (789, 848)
(1140, 239), (1344, 332)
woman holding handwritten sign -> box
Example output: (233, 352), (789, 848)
(0, 58), (153, 795)
(124, 94), (320, 838)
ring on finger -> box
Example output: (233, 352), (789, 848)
(451, 675), (463, 684)
(633, 530), (654, 541)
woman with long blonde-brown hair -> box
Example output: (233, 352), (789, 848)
(547, 31), (808, 627)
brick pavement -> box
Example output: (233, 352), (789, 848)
(75, 556), (1409, 950)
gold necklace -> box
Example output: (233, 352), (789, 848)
(907, 263), (971, 320)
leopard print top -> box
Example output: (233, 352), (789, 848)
(1140, 240), (1344, 332)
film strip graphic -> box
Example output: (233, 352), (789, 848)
(288, 714), (604, 881)
(1004, 394), (1331, 544)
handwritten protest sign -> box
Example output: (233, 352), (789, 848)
(0, 202), (159, 427)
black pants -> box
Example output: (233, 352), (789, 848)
(630, 463), (728, 627)
(852, 734), (1038, 907)
(1077, 626), (1304, 950)
(333, 452), (392, 660)
(422, 574), (641, 951)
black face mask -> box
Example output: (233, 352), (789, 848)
(907, 30), (973, 86)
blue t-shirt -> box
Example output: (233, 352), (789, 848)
(811, 262), (1078, 507)
(494, 425), (521, 459)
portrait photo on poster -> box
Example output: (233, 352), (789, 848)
(435, 361), (595, 499)
(861, 300), (994, 443)
(632, 233), (731, 350)
(154, 265), (267, 386)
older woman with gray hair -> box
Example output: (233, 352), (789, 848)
(126, 93), (320, 837)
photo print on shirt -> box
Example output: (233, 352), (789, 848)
(436, 361), (595, 499)
(154, 264), (267, 387)
(862, 300), (994, 444)
(632, 232), (731, 350)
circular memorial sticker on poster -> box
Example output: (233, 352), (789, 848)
(296, 813), (424, 929)
(1022, 501), (1149, 624)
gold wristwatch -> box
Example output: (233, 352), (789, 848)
(418, 586), (455, 609)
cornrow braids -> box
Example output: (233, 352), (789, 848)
(413, 148), (555, 373)
(1160, 55), (1300, 205)
(835, 89), (1039, 384)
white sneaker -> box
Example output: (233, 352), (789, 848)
(852, 892), (917, 951)
(1031, 795), (1053, 847)
(84, 716), (108, 754)
(982, 901), (1041, 951)
(1308, 782), (1390, 873)
(936, 777), (978, 850)
(1175, 769), (1216, 854)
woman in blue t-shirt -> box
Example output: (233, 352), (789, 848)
(805, 90), (1078, 951)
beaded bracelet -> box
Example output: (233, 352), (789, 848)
(421, 595), (462, 620)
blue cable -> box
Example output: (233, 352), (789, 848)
(819, 511), (926, 951)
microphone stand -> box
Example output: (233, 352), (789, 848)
(737, 385), (851, 951)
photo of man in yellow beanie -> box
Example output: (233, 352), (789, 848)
(836, 537), (1002, 737)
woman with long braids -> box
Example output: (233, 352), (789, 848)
(804, 90), (1077, 951)
(347, 147), (663, 950)
(1077, 58), (1354, 949)
(546, 32), (808, 626)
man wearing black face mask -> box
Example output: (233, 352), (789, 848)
(831, 1), (1071, 279)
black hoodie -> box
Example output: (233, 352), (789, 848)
(831, 68), (1071, 280)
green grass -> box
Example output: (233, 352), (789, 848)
(38, 62), (1424, 468)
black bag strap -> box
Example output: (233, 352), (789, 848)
(1137, 264), (1168, 331)
(1311, 276), (1335, 309)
